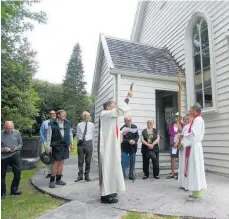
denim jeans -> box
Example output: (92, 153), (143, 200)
(121, 152), (136, 178)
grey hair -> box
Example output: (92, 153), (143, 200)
(103, 100), (114, 110)
(191, 102), (202, 114)
(82, 111), (90, 120)
(56, 110), (66, 116)
(5, 121), (14, 127)
(147, 119), (154, 124)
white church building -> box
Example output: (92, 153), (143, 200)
(91, 1), (229, 176)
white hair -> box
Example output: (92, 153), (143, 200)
(82, 111), (90, 120)
(191, 102), (202, 114)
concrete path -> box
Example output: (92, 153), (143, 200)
(32, 157), (229, 219)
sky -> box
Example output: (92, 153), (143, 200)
(27, 0), (139, 92)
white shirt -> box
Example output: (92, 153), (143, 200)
(77, 121), (94, 141)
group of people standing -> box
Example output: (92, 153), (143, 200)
(98, 89), (207, 204)
(40, 110), (74, 188)
(40, 110), (94, 188)
(1, 89), (207, 204)
(166, 106), (206, 202)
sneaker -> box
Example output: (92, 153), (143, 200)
(85, 176), (91, 181)
(10, 190), (22, 196)
(74, 176), (83, 182)
(49, 181), (55, 188)
(187, 195), (202, 202)
(142, 176), (148, 180)
(166, 174), (175, 179)
(55, 179), (66, 186)
(129, 176), (135, 180)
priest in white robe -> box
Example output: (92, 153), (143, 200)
(98, 91), (132, 204)
(178, 103), (207, 201)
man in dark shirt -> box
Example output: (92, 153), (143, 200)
(120, 116), (139, 180)
(1, 121), (23, 200)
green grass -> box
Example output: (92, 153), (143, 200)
(1, 138), (78, 219)
(123, 212), (180, 219)
(1, 163), (65, 219)
(70, 137), (78, 156)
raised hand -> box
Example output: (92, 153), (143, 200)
(127, 91), (133, 98)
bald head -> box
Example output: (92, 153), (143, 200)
(124, 116), (132, 127)
(5, 121), (14, 133)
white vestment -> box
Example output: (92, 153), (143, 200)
(183, 116), (207, 191)
(99, 101), (130, 196)
(177, 124), (190, 189)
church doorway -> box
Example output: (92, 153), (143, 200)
(155, 90), (178, 151)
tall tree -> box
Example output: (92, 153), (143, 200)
(33, 79), (64, 120)
(63, 43), (90, 124)
(1, 1), (47, 130)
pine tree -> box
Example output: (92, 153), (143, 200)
(63, 43), (90, 124)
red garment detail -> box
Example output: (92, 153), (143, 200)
(184, 114), (201, 177)
(116, 124), (119, 139)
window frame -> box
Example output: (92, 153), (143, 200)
(193, 18), (212, 109)
(184, 11), (218, 114)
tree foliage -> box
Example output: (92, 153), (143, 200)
(33, 79), (64, 120)
(62, 43), (91, 124)
(1, 1), (47, 129)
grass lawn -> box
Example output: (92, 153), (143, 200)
(1, 163), (66, 219)
(123, 212), (181, 219)
(1, 138), (78, 219)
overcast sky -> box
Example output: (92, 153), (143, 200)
(27, 0), (139, 92)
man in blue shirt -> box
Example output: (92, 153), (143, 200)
(40, 110), (56, 178)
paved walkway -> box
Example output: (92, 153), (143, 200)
(32, 157), (229, 219)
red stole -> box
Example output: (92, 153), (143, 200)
(116, 124), (119, 139)
(184, 114), (201, 177)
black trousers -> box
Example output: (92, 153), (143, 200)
(77, 144), (93, 177)
(142, 152), (159, 177)
(1, 152), (22, 194)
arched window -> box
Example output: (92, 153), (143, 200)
(193, 18), (212, 108)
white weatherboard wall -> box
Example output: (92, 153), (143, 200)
(134, 1), (229, 175)
(93, 53), (114, 164)
(118, 75), (187, 171)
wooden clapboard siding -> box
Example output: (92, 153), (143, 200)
(117, 76), (186, 171)
(134, 1), (229, 175)
(93, 53), (114, 163)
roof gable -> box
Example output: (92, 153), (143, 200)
(105, 36), (182, 76)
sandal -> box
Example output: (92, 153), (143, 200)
(166, 174), (175, 179)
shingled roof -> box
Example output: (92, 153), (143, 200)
(105, 36), (183, 76)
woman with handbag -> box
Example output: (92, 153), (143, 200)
(141, 120), (160, 180)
